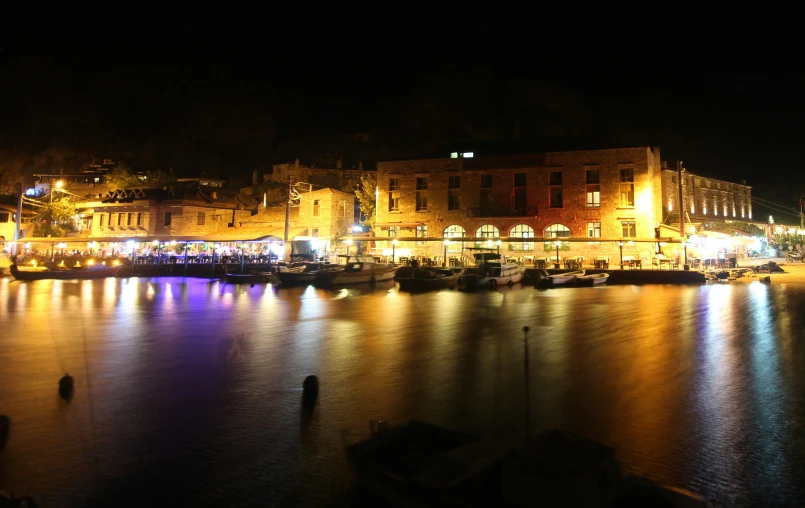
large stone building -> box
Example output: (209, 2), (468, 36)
(266, 158), (372, 191)
(375, 147), (665, 262)
(81, 183), (255, 238)
(660, 167), (752, 226)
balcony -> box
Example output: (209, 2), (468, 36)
(466, 206), (538, 218)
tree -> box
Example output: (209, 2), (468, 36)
(104, 163), (177, 190)
(352, 173), (376, 226)
(33, 197), (77, 237)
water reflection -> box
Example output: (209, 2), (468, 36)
(1, 277), (805, 506)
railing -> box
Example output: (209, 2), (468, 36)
(466, 206), (538, 218)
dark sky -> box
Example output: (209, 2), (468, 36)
(1, 8), (803, 218)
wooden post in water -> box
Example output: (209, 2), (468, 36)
(523, 326), (531, 439)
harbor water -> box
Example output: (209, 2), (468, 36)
(1, 277), (804, 507)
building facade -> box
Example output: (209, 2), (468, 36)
(375, 147), (664, 262)
(239, 188), (356, 255)
(267, 158), (372, 191)
(81, 184), (255, 238)
(660, 169), (752, 226)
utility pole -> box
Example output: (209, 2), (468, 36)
(13, 183), (23, 256)
(677, 161), (686, 266)
(284, 175), (293, 261)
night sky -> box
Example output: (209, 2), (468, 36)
(1, 10), (802, 220)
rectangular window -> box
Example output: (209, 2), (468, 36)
(448, 176), (460, 189)
(108, 213), (112, 226)
(313, 199), (320, 216)
(416, 191), (428, 211)
(671, 175), (676, 184)
(549, 171), (563, 208)
(117, 213), (123, 226)
(585, 169), (600, 184)
(416, 224), (428, 245)
(388, 226), (400, 238)
(448, 190), (461, 210)
(586, 185), (600, 208)
(99, 214), (105, 227)
(127, 212), (132, 226)
(619, 183), (635, 207)
(514, 173), (526, 187)
(312, 228), (319, 237)
(587, 222), (601, 238)
(622, 221), (636, 238)
(620, 169), (634, 182)
(480, 174), (493, 188)
(164, 212), (172, 227)
(197, 212), (206, 225)
(389, 178), (399, 191)
(136, 213), (142, 226)
(416, 177), (428, 190)
(0, 212), (9, 223)
(389, 192), (400, 211)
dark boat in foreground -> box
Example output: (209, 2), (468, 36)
(348, 420), (710, 507)
(0, 415), (9, 449)
(397, 268), (460, 292)
(0, 490), (40, 508)
(10, 263), (121, 281)
(223, 271), (278, 284)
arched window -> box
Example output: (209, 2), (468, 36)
(475, 224), (499, 238)
(544, 223), (570, 253)
(443, 224), (465, 252)
(509, 224), (534, 251)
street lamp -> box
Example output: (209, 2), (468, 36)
(553, 240), (562, 266)
(617, 241), (625, 269)
(392, 238), (398, 263)
(496, 239), (502, 255)
(443, 239), (450, 267)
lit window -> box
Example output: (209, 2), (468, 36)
(545, 224), (570, 238)
(587, 222), (601, 238)
(509, 224), (534, 251)
(313, 200), (320, 217)
(388, 226), (400, 238)
(621, 221), (636, 238)
(462, 152), (474, 158)
(475, 224), (499, 238)
(450, 152), (458, 158)
(443, 224), (465, 252)
(619, 169), (634, 207)
(416, 224), (428, 245)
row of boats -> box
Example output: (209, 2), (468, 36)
(4, 253), (609, 290)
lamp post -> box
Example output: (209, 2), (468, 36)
(496, 239), (502, 256)
(553, 240), (561, 266)
(618, 241), (625, 269)
(443, 239), (450, 267)
(392, 238), (398, 264)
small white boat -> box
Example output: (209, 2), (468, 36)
(535, 269), (585, 288)
(458, 253), (522, 290)
(567, 272), (609, 287)
(313, 256), (398, 286)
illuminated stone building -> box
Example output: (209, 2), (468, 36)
(375, 147), (665, 262)
(660, 167), (752, 226)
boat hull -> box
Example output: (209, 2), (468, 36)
(459, 270), (522, 290)
(398, 274), (460, 292)
(275, 271), (318, 285)
(314, 267), (398, 287)
(10, 264), (121, 281)
(224, 273), (277, 284)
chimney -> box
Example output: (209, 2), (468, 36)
(252, 169), (259, 185)
(336, 159), (342, 169)
(294, 157), (300, 169)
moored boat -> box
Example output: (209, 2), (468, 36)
(565, 272), (609, 287)
(458, 253), (522, 290)
(313, 256), (397, 287)
(223, 271), (276, 284)
(275, 263), (335, 286)
(397, 268), (460, 292)
(9, 263), (121, 281)
(534, 269), (585, 288)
